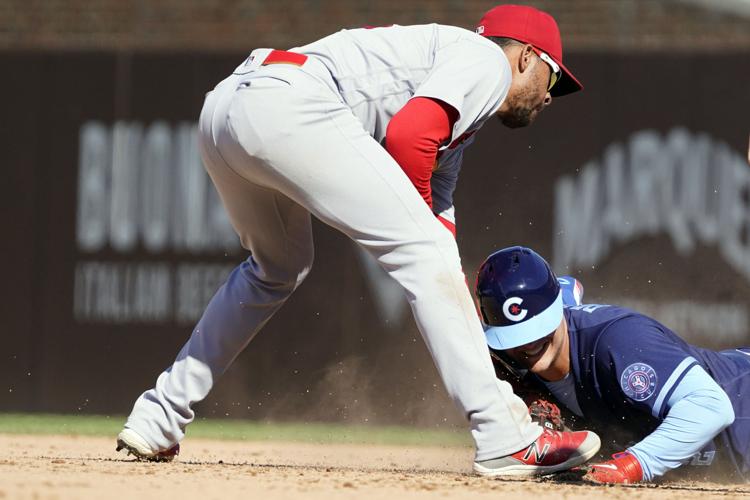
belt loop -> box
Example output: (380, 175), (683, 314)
(233, 48), (272, 75)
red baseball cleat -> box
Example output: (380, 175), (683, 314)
(473, 428), (601, 476)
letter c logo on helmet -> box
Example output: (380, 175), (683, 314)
(502, 297), (527, 322)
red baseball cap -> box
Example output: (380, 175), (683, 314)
(476, 4), (582, 97)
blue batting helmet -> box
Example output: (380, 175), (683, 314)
(475, 246), (563, 350)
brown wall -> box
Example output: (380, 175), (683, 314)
(2, 1), (750, 51)
(1, 50), (749, 426)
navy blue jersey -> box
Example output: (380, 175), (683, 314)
(563, 304), (750, 479)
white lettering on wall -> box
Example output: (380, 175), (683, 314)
(553, 128), (749, 342)
(74, 262), (172, 323)
(76, 120), (238, 254)
(141, 122), (172, 252)
(73, 262), (234, 324)
(553, 128), (750, 279)
(75, 121), (240, 324)
(110, 122), (141, 252)
(77, 122), (109, 252)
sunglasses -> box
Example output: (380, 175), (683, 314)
(536, 50), (561, 92)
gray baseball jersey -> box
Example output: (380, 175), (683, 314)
(295, 24), (511, 223)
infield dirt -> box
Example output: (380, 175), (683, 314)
(1, 434), (747, 499)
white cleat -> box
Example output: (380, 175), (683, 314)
(116, 428), (180, 462)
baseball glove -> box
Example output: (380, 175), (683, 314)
(528, 398), (567, 432)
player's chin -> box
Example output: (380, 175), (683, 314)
(499, 106), (542, 129)
(522, 339), (552, 369)
(499, 113), (531, 129)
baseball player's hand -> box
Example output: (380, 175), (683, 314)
(528, 399), (566, 432)
(580, 451), (643, 484)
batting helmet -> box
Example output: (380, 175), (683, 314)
(476, 246), (563, 350)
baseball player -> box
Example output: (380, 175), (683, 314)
(116, 5), (603, 475)
(475, 246), (749, 483)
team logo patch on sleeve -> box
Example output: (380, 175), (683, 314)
(620, 363), (658, 401)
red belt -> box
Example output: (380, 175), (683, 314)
(262, 50), (308, 67)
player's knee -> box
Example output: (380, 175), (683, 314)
(293, 251), (314, 288)
(242, 249), (314, 292)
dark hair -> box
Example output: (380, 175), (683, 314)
(486, 36), (522, 49)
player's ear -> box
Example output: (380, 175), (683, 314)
(518, 44), (535, 73)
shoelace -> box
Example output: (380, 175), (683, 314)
(540, 427), (562, 439)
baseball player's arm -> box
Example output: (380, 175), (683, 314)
(385, 96), (458, 212)
(412, 40), (508, 146)
(430, 145), (465, 237)
(586, 323), (734, 483)
(623, 365), (734, 481)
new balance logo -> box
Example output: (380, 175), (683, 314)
(523, 442), (551, 464)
